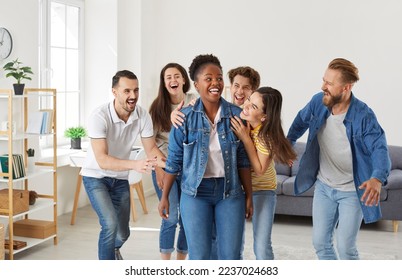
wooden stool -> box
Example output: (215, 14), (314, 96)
(129, 180), (148, 222)
(128, 147), (148, 221)
(70, 172), (82, 225)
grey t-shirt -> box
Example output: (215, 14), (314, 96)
(317, 112), (355, 191)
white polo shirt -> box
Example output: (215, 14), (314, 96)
(80, 101), (154, 179)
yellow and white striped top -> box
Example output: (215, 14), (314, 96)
(250, 124), (277, 191)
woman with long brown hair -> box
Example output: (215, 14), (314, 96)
(149, 63), (197, 260)
(231, 86), (296, 259)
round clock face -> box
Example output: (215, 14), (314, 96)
(0, 27), (13, 60)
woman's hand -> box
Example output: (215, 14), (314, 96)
(158, 197), (170, 219)
(155, 166), (165, 189)
(230, 116), (251, 141)
(171, 100), (186, 128)
(170, 98), (196, 128)
(132, 157), (157, 174)
(245, 195), (253, 220)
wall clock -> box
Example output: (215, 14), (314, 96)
(0, 27), (13, 60)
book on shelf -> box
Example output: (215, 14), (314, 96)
(0, 154), (25, 179)
(25, 111), (44, 134)
(40, 109), (53, 134)
(25, 110), (53, 134)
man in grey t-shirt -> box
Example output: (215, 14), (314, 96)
(287, 58), (390, 260)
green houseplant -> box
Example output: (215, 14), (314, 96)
(64, 126), (87, 149)
(2, 58), (34, 95)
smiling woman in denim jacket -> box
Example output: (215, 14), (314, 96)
(158, 54), (253, 260)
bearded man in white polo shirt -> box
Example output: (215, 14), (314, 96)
(81, 70), (165, 260)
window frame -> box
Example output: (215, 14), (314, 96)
(40, 0), (85, 146)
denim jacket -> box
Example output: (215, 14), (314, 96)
(165, 97), (251, 198)
(287, 92), (391, 223)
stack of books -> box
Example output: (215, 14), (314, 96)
(0, 154), (26, 179)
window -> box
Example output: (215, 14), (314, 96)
(40, 0), (84, 145)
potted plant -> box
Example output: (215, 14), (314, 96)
(2, 58), (34, 95)
(64, 126), (87, 149)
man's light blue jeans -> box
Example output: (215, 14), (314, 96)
(83, 176), (131, 260)
(312, 180), (363, 260)
(180, 177), (245, 260)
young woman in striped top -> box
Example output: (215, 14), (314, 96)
(231, 86), (296, 260)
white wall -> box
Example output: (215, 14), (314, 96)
(84, 0), (117, 121)
(117, 0), (141, 76)
(123, 0), (402, 146)
(0, 0), (39, 88)
(0, 0), (39, 129)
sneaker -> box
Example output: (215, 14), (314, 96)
(115, 248), (123, 260)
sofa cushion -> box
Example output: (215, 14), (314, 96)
(282, 176), (315, 197)
(380, 169), (402, 202)
(380, 188), (388, 201)
(291, 142), (306, 176)
(388, 145), (402, 170)
(385, 169), (402, 191)
(275, 162), (291, 177)
(276, 174), (289, 195)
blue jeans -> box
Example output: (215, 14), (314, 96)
(252, 190), (277, 260)
(312, 180), (363, 260)
(210, 222), (218, 260)
(211, 222), (246, 260)
(83, 176), (131, 260)
(152, 171), (187, 254)
(180, 177), (245, 260)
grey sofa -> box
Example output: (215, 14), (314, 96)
(274, 142), (402, 232)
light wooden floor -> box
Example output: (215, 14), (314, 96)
(11, 193), (402, 260)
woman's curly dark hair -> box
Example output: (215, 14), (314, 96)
(188, 54), (222, 81)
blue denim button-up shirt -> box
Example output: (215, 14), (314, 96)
(287, 92), (391, 223)
(165, 97), (251, 198)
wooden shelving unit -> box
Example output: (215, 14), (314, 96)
(0, 88), (57, 260)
